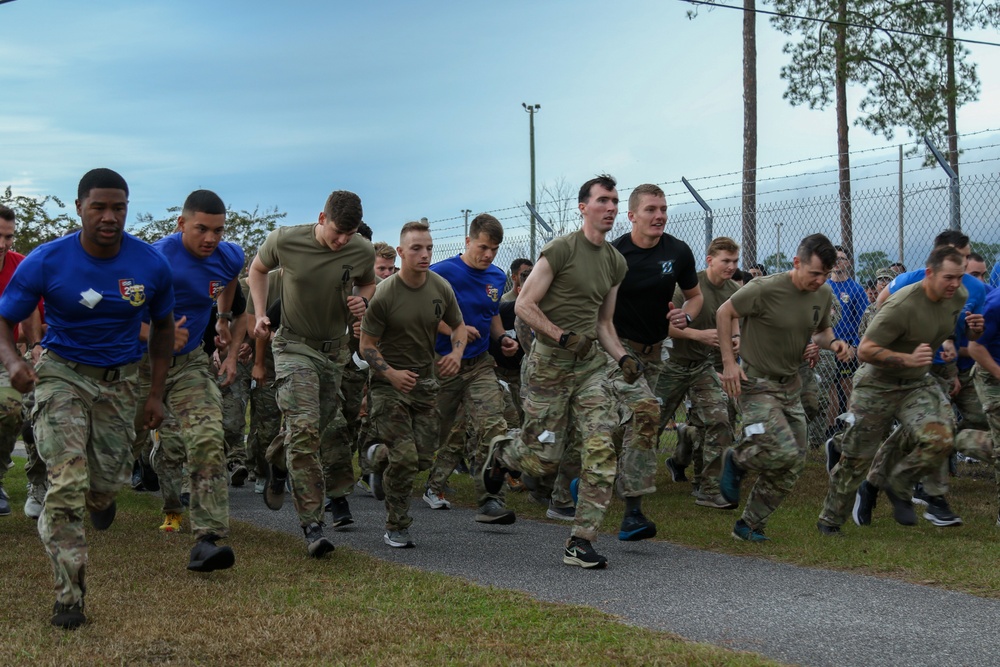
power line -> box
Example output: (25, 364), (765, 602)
(679, 0), (1000, 48)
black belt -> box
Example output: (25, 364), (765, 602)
(460, 350), (490, 369)
(47, 351), (138, 383)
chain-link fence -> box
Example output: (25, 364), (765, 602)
(424, 170), (1000, 446)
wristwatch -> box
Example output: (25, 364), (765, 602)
(218, 311), (234, 322)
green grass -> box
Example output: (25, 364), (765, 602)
(0, 458), (781, 666)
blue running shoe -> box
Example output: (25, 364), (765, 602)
(719, 449), (744, 505)
(732, 518), (769, 542)
(570, 477), (579, 505)
(618, 508), (657, 541)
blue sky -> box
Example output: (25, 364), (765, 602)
(2, 0), (998, 248)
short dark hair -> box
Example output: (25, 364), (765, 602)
(627, 183), (665, 212)
(890, 261), (906, 271)
(469, 213), (503, 244)
(926, 245), (965, 272)
(750, 263), (767, 275)
(933, 229), (970, 250)
(182, 189), (226, 216)
(399, 220), (430, 243)
(510, 258), (532, 276)
(78, 168), (128, 200)
(357, 221), (373, 241)
(796, 233), (838, 271)
(834, 244), (851, 261)
(323, 190), (363, 232)
(968, 251), (985, 263)
(578, 174), (617, 203)
(0, 205), (14, 223)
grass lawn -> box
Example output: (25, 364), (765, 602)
(0, 458), (781, 666)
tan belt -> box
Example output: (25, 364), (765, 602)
(742, 361), (793, 384)
(47, 351), (138, 383)
(532, 339), (593, 362)
(279, 328), (345, 354)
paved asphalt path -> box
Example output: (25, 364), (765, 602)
(227, 482), (1000, 667)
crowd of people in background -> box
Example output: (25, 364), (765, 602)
(0, 169), (996, 630)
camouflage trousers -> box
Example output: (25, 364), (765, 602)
(137, 353), (229, 538)
(427, 352), (509, 506)
(865, 362), (984, 497)
(21, 389), (46, 500)
(0, 365), (24, 484)
(219, 358), (251, 467)
(273, 337), (349, 528)
(495, 366), (524, 427)
(248, 373), (280, 480)
(798, 360), (821, 424)
(368, 376), (440, 532)
(955, 366), (988, 430)
(659, 359), (732, 497)
(33, 354), (138, 606)
(324, 360), (366, 499)
(971, 365), (1000, 510)
(498, 341), (617, 542)
(820, 365), (959, 527)
(607, 339), (662, 498)
(732, 371), (807, 531)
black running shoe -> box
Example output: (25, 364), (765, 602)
(89, 501), (116, 531)
(187, 534), (236, 572)
(328, 496), (354, 529)
(852, 480), (878, 526)
(304, 522), (335, 558)
(923, 495), (962, 527)
(264, 465), (288, 511)
(51, 599), (86, 630)
(563, 537), (608, 569)
(618, 508), (657, 541)
(884, 486), (917, 526)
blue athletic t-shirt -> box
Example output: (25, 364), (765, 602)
(973, 287), (1000, 364)
(430, 254), (505, 359)
(827, 278), (869, 346)
(0, 231), (174, 367)
(888, 269), (985, 365)
(153, 233), (244, 356)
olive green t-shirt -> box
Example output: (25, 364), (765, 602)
(361, 272), (463, 371)
(256, 224), (375, 341)
(536, 230), (627, 347)
(245, 269), (282, 316)
(729, 272), (834, 377)
(863, 281), (968, 380)
(669, 270), (740, 366)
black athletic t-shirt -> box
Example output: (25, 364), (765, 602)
(611, 232), (699, 345)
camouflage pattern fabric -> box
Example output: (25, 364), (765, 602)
(657, 358), (732, 498)
(820, 364), (957, 527)
(495, 366), (524, 427)
(971, 365), (1000, 509)
(497, 342), (617, 542)
(607, 339), (662, 498)
(731, 374), (807, 531)
(219, 358), (251, 466)
(426, 353), (509, 506)
(139, 353), (229, 538)
(32, 355), (138, 606)
(273, 336), (350, 527)
(20, 388), (46, 500)
(323, 360), (367, 499)
(798, 360), (821, 423)
(248, 377), (280, 480)
(0, 365), (24, 483)
(368, 376), (441, 531)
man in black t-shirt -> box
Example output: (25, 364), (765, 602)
(607, 183), (702, 540)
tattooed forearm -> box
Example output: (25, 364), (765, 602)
(362, 347), (391, 375)
(514, 315), (534, 355)
(871, 348), (907, 368)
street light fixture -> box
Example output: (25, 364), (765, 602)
(523, 102), (541, 260)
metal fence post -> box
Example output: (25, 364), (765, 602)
(924, 136), (961, 231)
(681, 177), (713, 256)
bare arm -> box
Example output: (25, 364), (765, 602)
(812, 326), (853, 362)
(360, 330), (417, 393)
(969, 341), (1000, 380)
(0, 316), (37, 393)
(858, 337), (932, 369)
(248, 255), (273, 338)
(596, 284), (626, 361)
(214, 278), (239, 348)
(144, 312), (175, 430)
(513, 257), (562, 342)
(716, 299), (746, 398)
(679, 286), (703, 322)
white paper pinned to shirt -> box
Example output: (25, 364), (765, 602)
(744, 422), (766, 437)
(79, 289), (102, 309)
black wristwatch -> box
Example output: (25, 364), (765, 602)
(218, 311), (234, 322)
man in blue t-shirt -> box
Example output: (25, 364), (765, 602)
(0, 169), (175, 630)
(138, 189), (245, 573)
(864, 230), (986, 526)
(825, 246), (868, 431)
(424, 214), (520, 524)
(966, 286), (1000, 523)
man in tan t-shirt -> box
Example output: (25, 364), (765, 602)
(248, 190), (376, 559)
(360, 220), (466, 548)
(717, 233), (851, 542)
(819, 245), (980, 533)
(483, 174), (632, 570)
